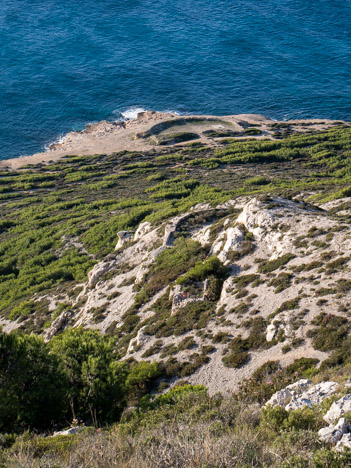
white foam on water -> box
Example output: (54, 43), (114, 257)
(121, 107), (148, 120)
(114, 106), (181, 121)
(43, 107), (183, 153)
(44, 134), (68, 151)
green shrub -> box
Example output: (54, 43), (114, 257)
(307, 313), (350, 351)
(50, 328), (129, 422)
(177, 256), (228, 285)
(142, 237), (207, 296)
(261, 406), (322, 432)
(259, 254), (296, 273)
(0, 331), (67, 432)
(222, 350), (249, 368)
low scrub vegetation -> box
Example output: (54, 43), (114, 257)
(1, 377), (350, 467)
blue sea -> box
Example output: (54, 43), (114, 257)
(1, 0), (351, 160)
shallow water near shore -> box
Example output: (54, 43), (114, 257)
(1, 0), (351, 160)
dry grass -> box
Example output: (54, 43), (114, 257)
(2, 423), (275, 468)
(2, 394), (349, 468)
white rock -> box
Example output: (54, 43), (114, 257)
(266, 323), (277, 342)
(211, 230), (227, 255)
(216, 199), (237, 210)
(236, 198), (275, 241)
(318, 426), (343, 444)
(127, 326), (149, 353)
(163, 213), (190, 246)
(135, 265), (148, 284)
(190, 203), (211, 211)
(88, 261), (112, 288)
(285, 397), (313, 411)
(302, 381), (338, 406)
(115, 231), (134, 250)
(44, 310), (72, 342)
(134, 221), (151, 240)
(268, 380), (338, 412)
(285, 379), (313, 394)
(192, 225), (211, 246)
(266, 388), (294, 408)
(218, 226), (246, 263)
(265, 380), (312, 408)
(324, 395), (351, 424)
(170, 284), (204, 315)
(336, 433), (351, 451)
(52, 426), (83, 437)
(335, 417), (349, 433)
(318, 417), (349, 444)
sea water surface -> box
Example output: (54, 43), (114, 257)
(1, 0), (351, 159)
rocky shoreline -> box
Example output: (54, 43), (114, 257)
(0, 111), (341, 170)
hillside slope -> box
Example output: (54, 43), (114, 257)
(3, 120), (351, 466)
(1, 122), (351, 392)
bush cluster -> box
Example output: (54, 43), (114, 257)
(0, 328), (160, 433)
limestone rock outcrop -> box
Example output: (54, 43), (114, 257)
(44, 310), (73, 342)
(324, 395), (351, 425)
(115, 231), (134, 250)
(265, 380), (338, 412)
(318, 417), (348, 444)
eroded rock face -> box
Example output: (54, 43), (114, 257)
(134, 222), (152, 240)
(51, 426), (84, 437)
(265, 380), (339, 412)
(39, 195), (351, 395)
(336, 433), (351, 451)
(324, 395), (351, 425)
(265, 379), (312, 408)
(115, 231), (134, 250)
(127, 326), (149, 353)
(88, 261), (113, 288)
(304, 382), (339, 406)
(44, 310), (73, 342)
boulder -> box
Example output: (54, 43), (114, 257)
(302, 381), (338, 406)
(265, 380), (313, 409)
(285, 397), (313, 411)
(285, 379), (313, 394)
(265, 388), (294, 408)
(318, 426), (343, 444)
(266, 323), (277, 342)
(88, 261), (112, 288)
(336, 433), (351, 451)
(44, 310), (73, 342)
(134, 221), (152, 240)
(115, 231), (134, 250)
(52, 426), (83, 437)
(324, 395), (351, 424)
